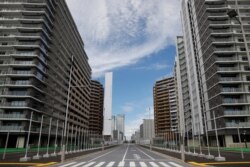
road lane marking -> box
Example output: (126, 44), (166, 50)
(87, 148), (118, 162)
(118, 161), (125, 167)
(71, 162), (86, 167)
(139, 162), (147, 167)
(149, 162), (159, 167)
(169, 162), (183, 167)
(159, 162), (171, 167)
(137, 147), (155, 160)
(130, 162), (136, 167)
(106, 161), (115, 167)
(59, 162), (77, 167)
(133, 154), (141, 160)
(95, 162), (105, 167)
(82, 162), (95, 167)
(122, 144), (129, 161)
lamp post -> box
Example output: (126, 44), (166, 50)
(237, 123), (244, 159)
(243, 130), (247, 148)
(61, 56), (74, 162)
(212, 111), (226, 161)
(227, 0), (250, 68)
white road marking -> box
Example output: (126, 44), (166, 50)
(149, 162), (159, 167)
(133, 154), (141, 160)
(159, 162), (171, 167)
(130, 162), (136, 167)
(118, 161), (125, 167)
(87, 148), (117, 162)
(95, 162), (105, 167)
(169, 162), (183, 167)
(139, 162), (147, 167)
(137, 147), (155, 160)
(122, 144), (129, 161)
(71, 162), (86, 167)
(106, 161), (115, 167)
(82, 162), (95, 167)
(59, 162), (77, 167)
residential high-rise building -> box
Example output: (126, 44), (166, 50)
(180, 0), (250, 147)
(175, 36), (192, 136)
(0, 0), (91, 148)
(154, 77), (178, 136)
(89, 80), (104, 135)
(103, 72), (113, 137)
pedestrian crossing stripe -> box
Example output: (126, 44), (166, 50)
(71, 162), (86, 167)
(58, 161), (184, 167)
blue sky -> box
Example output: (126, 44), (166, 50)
(66, 0), (181, 138)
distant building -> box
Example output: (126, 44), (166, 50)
(142, 119), (155, 140)
(116, 114), (125, 140)
(103, 72), (113, 137)
(89, 80), (104, 135)
(111, 114), (125, 142)
(154, 77), (178, 136)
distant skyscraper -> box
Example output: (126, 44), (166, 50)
(103, 72), (113, 136)
(116, 114), (125, 135)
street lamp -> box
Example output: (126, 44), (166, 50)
(227, 0), (250, 68)
(243, 130), (247, 148)
(61, 55), (89, 162)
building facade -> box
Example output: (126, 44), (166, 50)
(180, 0), (250, 147)
(0, 0), (91, 148)
(154, 77), (178, 136)
(142, 119), (155, 141)
(175, 36), (192, 138)
(89, 80), (104, 135)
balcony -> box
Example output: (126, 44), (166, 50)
(223, 98), (246, 104)
(219, 77), (241, 82)
(224, 110), (250, 116)
(0, 126), (24, 131)
(0, 114), (26, 119)
(225, 122), (250, 128)
(1, 102), (28, 107)
(221, 88), (243, 93)
(216, 57), (237, 62)
(218, 67), (239, 72)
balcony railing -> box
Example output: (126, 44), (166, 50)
(220, 77), (241, 82)
(225, 122), (250, 127)
(224, 110), (250, 116)
(222, 88), (243, 92)
(218, 67), (239, 71)
(0, 114), (26, 119)
(0, 126), (24, 131)
(223, 99), (246, 104)
(216, 57), (237, 61)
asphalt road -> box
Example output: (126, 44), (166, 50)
(52, 144), (188, 167)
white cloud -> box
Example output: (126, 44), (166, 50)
(122, 103), (134, 113)
(134, 63), (170, 71)
(66, 0), (181, 77)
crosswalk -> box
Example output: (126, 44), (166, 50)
(59, 161), (183, 167)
